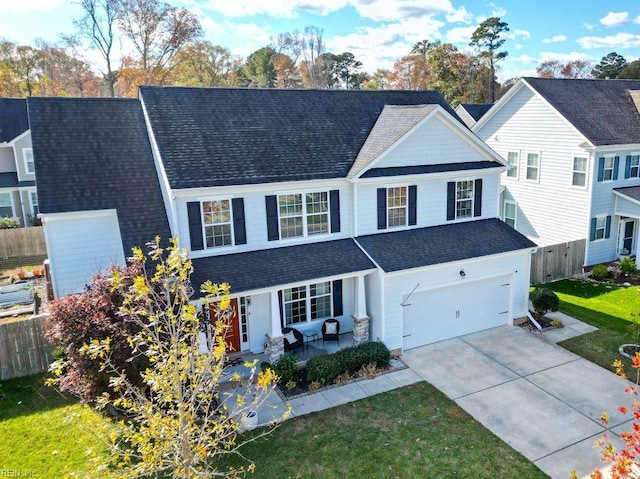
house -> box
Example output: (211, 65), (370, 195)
(474, 77), (640, 269)
(29, 88), (535, 361)
(0, 98), (38, 226)
(454, 103), (493, 129)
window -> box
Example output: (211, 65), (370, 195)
(602, 157), (615, 181)
(278, 192), (328, 239)
(23, 149), (35, 175)
(284, 281), (332, 325)
(0, 193), (12, 217)
(594, 216), (606, 240)
(202, 199), (232, 248)
(387, 186), (407, 228)
(503, 201), (516, 228)
(526, 153), (539, 181)
(456, 180), (474, 218)
(572, 157), (587, 187)
(628, 155), (640, 178)
(30, 191), (38, 215)
(506, 151), (518, 178)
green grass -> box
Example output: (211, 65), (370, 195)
(226, 382), (548, 479)
(0, 373), (106, 478)
(1, 376), (548, 478)
(542, 279), (640, 378)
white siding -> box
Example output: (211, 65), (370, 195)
(380, 250), (532, 351)
(476, 85), (592, 247)
(355, 171), (500, 236)
(177, 182), (353, 258)
(44, 211), (125, 297)
(13, 133), (33, 182)
(374, 115), (489, 169)
(587, 148), (640, 265)
(365, 272), (384, 343)
(0, 147), (16, 173)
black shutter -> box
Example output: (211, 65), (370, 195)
(332, 280), (343, 317)
(597, 157), (605, 182)
(231, 198), (246, 245)
(625, 155), (632, 179)
(446, 182), (456, 221)
(473, 179), (483, 217)
(278, 290), (284, 329)
(377, 188), (387, 230)
(605, 215), (612, 239)
(590, 218), (597, 241)
(330, 189), (341, 233)
(187, 201), (204, 251)
(265, 195), (279, 241)
(613, 156), (620, 180)
(408, 185), (417, 226)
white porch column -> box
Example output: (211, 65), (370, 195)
(265, 290), (284, 362)
(352, 274), (371, 346)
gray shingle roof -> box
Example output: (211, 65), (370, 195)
(356, 218), (536, 273)
(360, 161), (503, 178)
(347, 104), (437, 178)
(139, 87), (459, 189)
(614, 186), (640, 202)
(0, 98), (28, 143)
(0, 172), (18, 188)
(190, 239), (375, 295)
(524, 77), (640, 146)
(28, 97), (172, 254)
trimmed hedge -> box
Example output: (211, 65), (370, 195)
(307, 341), (391, 384)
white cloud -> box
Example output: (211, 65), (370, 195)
(583, 23), (594, 31)
(446, 6), (472, 24)
(491, 4), (507, 18)
(542, 35), (567, 44)
(351, 0), (453, 22)
(0, 0), (64, 14)
(577, 33), (640, 49)
(514, 44), (523, 50)
(599, 11), (630, 27)
(509, 29), (530, 40)
(445, 25), (476, 44)
(635, 15), (640, 24)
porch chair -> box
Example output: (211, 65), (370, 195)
(321, 318), (340, 346)
(282, 327), (304, 352)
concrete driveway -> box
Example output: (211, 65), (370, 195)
(403, 324), (633, 479)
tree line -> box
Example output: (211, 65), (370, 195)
(1, 1), (638, 106)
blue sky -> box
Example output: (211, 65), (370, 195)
(0, 0), (639, 81)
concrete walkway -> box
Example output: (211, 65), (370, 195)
(403, 319), (633, 479)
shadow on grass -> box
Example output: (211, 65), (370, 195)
(558, 302), (632, 334)
(541, 279), (621, 300)
(0, 373), (76, 421)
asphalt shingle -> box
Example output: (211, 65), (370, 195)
(139, 87), (460, 189)
(360, 161), (503, 178)
(459, 103), (493, 122)
(190, 239), (375, 295)
(356, 218), (536, 273)
(28, 97), (172, 254)
(0, 98), (28, 143)
(524, 77), (640, 146)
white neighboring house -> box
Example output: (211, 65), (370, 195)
(0, 98), (38, 227)
(29, 88), (535, 361)
(454, 103), (493, 129)
(474, 77), (640, 268)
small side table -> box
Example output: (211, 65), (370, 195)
(303, 331), (319, 350)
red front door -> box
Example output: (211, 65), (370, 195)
(209, 298), (240, 354)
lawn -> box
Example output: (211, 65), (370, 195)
(0, 373), (107, 478)
(542, 279), (640, 378)
(1, 375), (548, 478)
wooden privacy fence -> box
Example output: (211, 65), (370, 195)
(0, 226), (47, 270)
(0, 314), (53, 380)
(530, 239), (586, 284)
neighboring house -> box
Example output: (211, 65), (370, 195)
(474, 77), (640, 268)
(454, 103), (493, 128)
(0, 98), (38, 227)
(29, 88), (535, 360)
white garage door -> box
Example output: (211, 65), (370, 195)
(402, 275), (511, 350)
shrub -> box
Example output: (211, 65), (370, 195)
(306, 353), (341, 384)
(591, 264), (609, 281)
(620, 257), (638, 276)
(0, 217), (20, 229)
(271, 353), (298, 384)
(530, 287), (559, 320)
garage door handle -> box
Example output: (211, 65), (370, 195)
(403, 334), (411, 338)
(500, 310), (508, 314)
